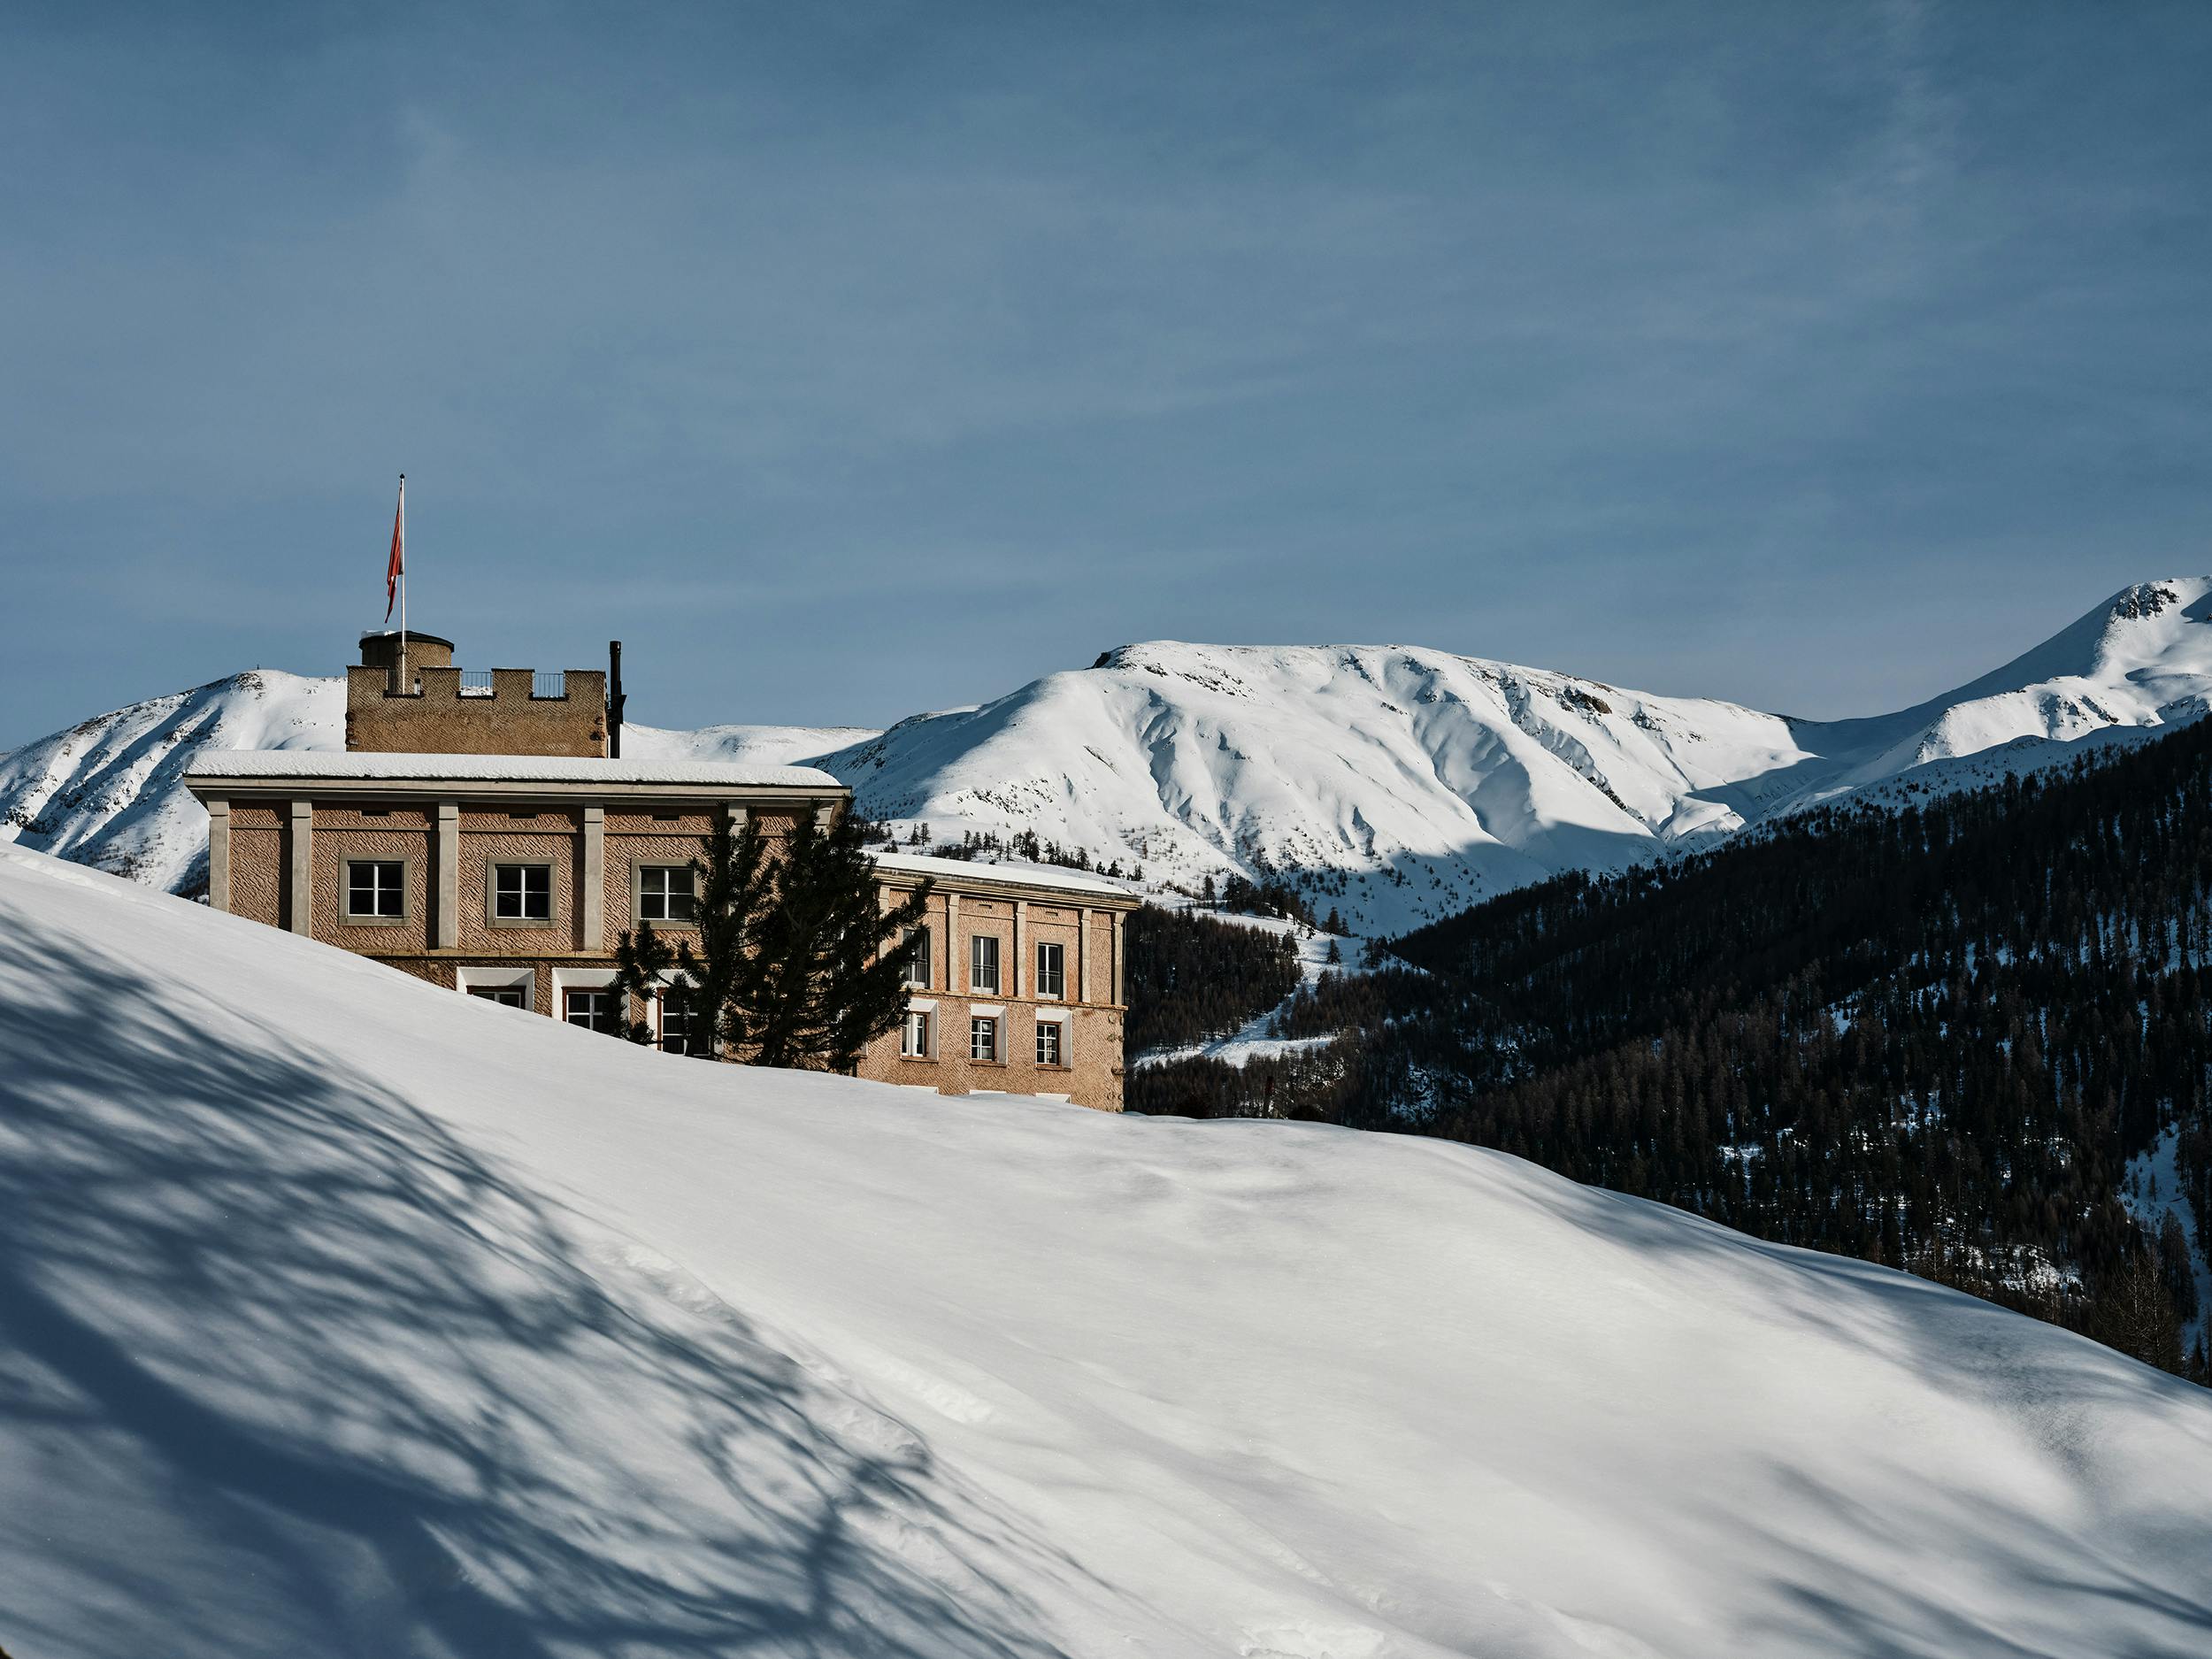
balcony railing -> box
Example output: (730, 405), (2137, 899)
(533, 671), (566, 700)
(458, 670), (495, 698)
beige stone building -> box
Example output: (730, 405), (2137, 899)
(857, 851), (1133, 1110)
(183, 632), (1136, 1110)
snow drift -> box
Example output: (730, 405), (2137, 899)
(4, 843), (2209, 1658)
(8, 580), (2212, 929)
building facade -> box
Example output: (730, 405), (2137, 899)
(183, 632), (1136, 1110)
(858, 853), (1133, 1110)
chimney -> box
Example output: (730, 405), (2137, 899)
(608, 641), (626, 758)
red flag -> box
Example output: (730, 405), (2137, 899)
(384, 477), (405, 622)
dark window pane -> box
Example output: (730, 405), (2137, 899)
(565, 989), (618, 1033)
(349, 861), (403, 917)
(660, 988), (708, 1055)
(495, 865), (551, 920)
(665, 869), (695, 921)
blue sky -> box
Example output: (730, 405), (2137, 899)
(2, 2), (2207, 746)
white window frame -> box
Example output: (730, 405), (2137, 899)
(970, 1015), (1000, 1063)
(634, 861), (698, 925)
(970, 933), (1001, 994)
(902, 926), (933, 989)
(342, 856), (409, 923)
(489, 861), (555, 926)
(554, 968), (622, 1035)
(902, 1008), (933, 1058)
(456, 964), (534, 1010)
(1034, 1018), (1066, 1067)
(1034, 940), (1065, 1000)
(653, 972), (710, 1056)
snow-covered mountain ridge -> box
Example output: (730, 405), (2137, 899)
(6, 578), (2208, 930)
(6, 843), (2210, 1656)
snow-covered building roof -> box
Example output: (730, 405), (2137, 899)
(183, 749), (841, 790)
(867, 849), (1139, 902)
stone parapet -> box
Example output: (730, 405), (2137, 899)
(345, 664), (608, 757)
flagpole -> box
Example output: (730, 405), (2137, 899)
(397, 473), (408, 690)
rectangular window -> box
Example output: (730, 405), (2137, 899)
(970, 934), (1001, 993)
(493, 864), (552, 921)
(345, 860), (405, 918)
(637, 864), (696, 922)
(902, 1009), (931, 1058)
(970, 1017), (998, 1062)
(659, 988), (709, 1055)
(1035, 1021), (1064, 1066)
(902, 928), (933, 988)
(565, 988), (618, 1033)
(1034, 941), (1065, 1000)
(467, 985), (527, 1009)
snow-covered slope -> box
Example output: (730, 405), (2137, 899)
(824, 643), (1813, 930)
(4, 843), (2210, 1658)
(0, 670), (341, 894)
(1793, 577), (2212, 796)
(621, 718), (882, 768)
(10, 580), (2212, 929)
(826, 579), (2212, 929)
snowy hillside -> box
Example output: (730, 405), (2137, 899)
(824, 643), (1811, 930)
(827, 579), (2212, 930)
(620, 718), (882, 768)
(0, 670), (342, 894)
(9, 579), (2212, 929)
(5, 843), (2211, 1658)
(1793, 576), (2212, 798)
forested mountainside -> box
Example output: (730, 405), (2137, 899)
(1131, 716), (2212, 1379)
(1123, 905), (1302, 1055)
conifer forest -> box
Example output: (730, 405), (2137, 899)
(1127, 720), (2212, 1379)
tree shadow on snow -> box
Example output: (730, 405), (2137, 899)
(0, 908), (1083, 1658)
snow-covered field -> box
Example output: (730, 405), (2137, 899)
(6, 579), (2212, 931)
(4, 843), (2211, 1658)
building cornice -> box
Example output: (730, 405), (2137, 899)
(872, 862), (1141, 910)
(184, 772), (848, 810)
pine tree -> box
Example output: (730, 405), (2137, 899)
(2158, 1210), (2199, 1323)
(610, 813), (778, 1054)
(743, 808), (932, 1071)
(611, 810), (930, 1071)
(611, 916), (680, 1047)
